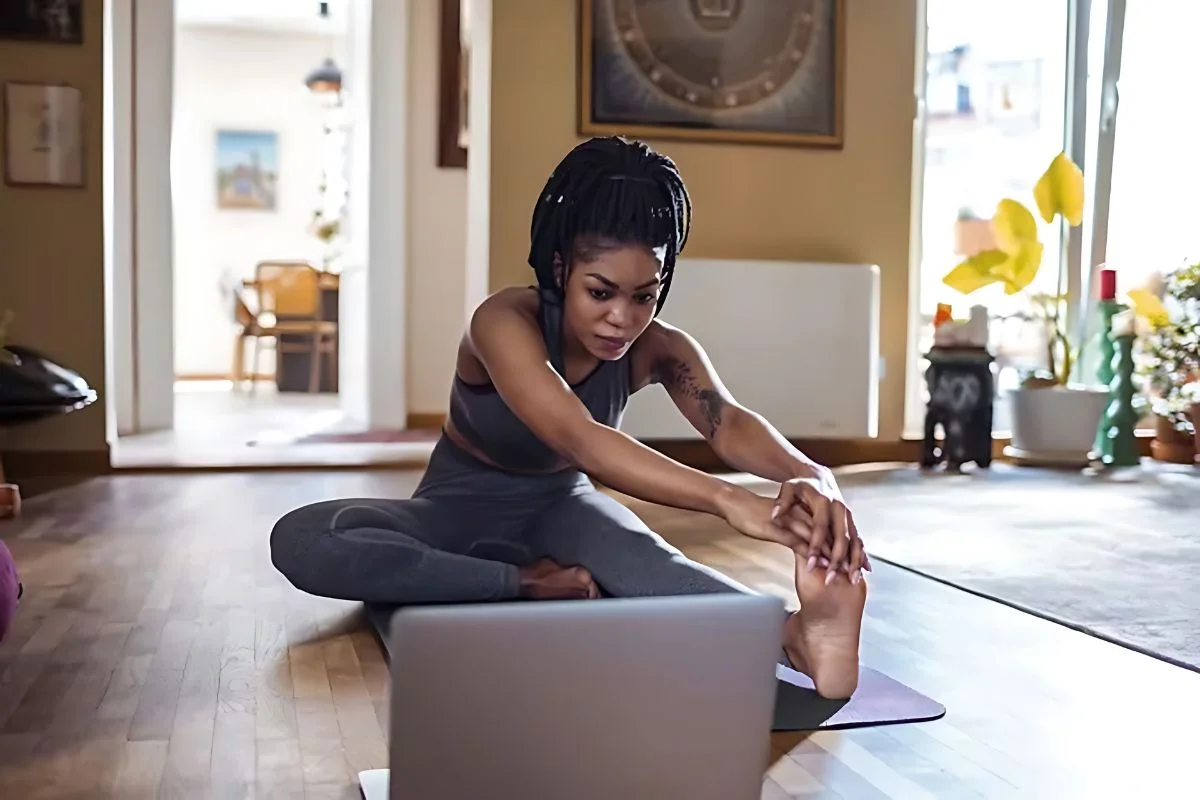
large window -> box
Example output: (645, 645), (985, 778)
(907, 0), (1133, 436)
(1102, 3), (1198, 293)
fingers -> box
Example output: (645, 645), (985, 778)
(826, 501), (852, 584)
(805, 491), (832, 573)
(848, 512), (867, 576)
(773, 505), (816, 551)
(771, 481), (797, 522)
(778, 505), (834, 557)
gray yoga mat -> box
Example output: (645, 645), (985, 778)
(364, 602), (945, 732)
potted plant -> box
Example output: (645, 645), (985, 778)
(1128, 260), (1200, 462)
(941, 152), (1109, 465)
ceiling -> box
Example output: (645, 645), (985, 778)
(175, 0), (347, 34)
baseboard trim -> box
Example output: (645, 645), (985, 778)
(406, 412), (446, 430)
(0, 432), (1158, 482)
(175, 371), (274, 382)
(1, 447), (114, 482)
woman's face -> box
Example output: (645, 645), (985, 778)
(559, 240), (664, 361)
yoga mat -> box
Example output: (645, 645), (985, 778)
(364, 602), (945, 733)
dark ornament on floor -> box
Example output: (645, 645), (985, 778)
(920, 347), (994, 471)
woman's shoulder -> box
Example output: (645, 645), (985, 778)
(474, 285), (539, 323)
(464, 286), (542, 355)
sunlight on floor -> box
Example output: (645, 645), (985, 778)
(110, 381), (437, 469)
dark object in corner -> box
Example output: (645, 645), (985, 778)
(0, 344), (97, 424)
(920, 346), (995, 471)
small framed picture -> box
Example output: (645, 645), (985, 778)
(0, 0), (83, 45)
(3, 81), (85, 188)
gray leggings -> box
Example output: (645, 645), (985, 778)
(270, 435), (757, 606)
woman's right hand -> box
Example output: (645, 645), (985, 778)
(716, 485), (833, 554)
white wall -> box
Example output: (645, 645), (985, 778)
(171, 23), (347, 377)
(170, 5), (472, 421)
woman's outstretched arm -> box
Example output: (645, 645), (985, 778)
(636, 321), (866, 581)
(467, 298), (823, 552)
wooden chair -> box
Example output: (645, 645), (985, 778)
(233, 261), (338, 393)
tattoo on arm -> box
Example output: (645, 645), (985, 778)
(651, 355), (726, 439)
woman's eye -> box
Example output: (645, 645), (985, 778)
(634, 293), (656, 305)
(589, 289), (611, 301)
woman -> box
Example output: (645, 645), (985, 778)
(271, 137), (869, 698)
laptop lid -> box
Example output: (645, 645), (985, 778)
(385, 593), (784, 800)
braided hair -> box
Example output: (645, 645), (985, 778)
(527, 136), (692, 376)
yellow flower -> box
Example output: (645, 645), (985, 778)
(941, 151), (1083, 297)
(1032, 152), (1085, 226)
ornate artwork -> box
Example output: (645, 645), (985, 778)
(578, 0), (844, 148)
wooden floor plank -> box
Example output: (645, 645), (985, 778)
(0, 469), (1197, 798)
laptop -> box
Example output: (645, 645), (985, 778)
(358, 593), (785, 800)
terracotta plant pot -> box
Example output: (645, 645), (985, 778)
(0, 484), (19, 519)
(1193, 403), (1200, 465)
(1151, 414), (1196, 464)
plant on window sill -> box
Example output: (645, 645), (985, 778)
(941, 151), (1085, 389)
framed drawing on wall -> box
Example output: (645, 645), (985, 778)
(438, 0), (469, 168)
(3, 82), (85, 188)
(577, 0), (845, 149)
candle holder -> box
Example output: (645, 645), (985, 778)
(1091, 268), (1128, 456)
(1096, 331), (1140, 468)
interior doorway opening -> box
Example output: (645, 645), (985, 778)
(104, 0), (439, 469)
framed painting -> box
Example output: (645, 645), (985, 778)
(577, 0), (845, 149)
(215, 129), (279, 211)
(438, 0), (469, 168)
(0, 0), (83, 44)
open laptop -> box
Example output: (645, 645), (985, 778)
(358, 593), (785, 800)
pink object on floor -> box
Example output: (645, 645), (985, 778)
(0, 539), (19, 642)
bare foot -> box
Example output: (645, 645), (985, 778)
(782, 556), (867, 700)
(518, 559), (600, 600)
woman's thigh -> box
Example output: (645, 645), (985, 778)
(528, 488), (755, 597)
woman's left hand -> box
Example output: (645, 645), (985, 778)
(771, 467), (869, 583)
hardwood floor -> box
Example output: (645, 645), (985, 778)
(0, 469), (1196, 798)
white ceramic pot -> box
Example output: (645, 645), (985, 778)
(1006, 385), (1110, 466)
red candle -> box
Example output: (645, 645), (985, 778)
(1099, 267), (1116, 301)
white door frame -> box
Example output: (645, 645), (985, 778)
(104, 0), (410, 441)
(104, 0), (175, 439)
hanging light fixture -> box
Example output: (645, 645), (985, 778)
(304, 2), (342, 94)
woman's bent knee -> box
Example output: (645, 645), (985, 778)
(269, 502), (337, 594)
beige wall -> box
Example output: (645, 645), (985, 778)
(406, 0), (469, 416)
(489, 0), (919, 440)
(0, 0), (107, 453)
(0, 0), (919, 459)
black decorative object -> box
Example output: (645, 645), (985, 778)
(0, 344), (97, 425)
(920, 347), (994, 471)
(0, 0), (83, 44)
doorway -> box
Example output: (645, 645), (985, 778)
(105, 0), (437, 469)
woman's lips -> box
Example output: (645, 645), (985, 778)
(596, 335), (628, 351)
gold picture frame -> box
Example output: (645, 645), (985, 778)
(577, 0), (845, 149)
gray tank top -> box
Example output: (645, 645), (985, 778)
(447, 357), (633, 472)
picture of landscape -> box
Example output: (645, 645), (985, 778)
(215, 129), (278, 210)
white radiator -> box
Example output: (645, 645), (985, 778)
(620, 258), (881, 440)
